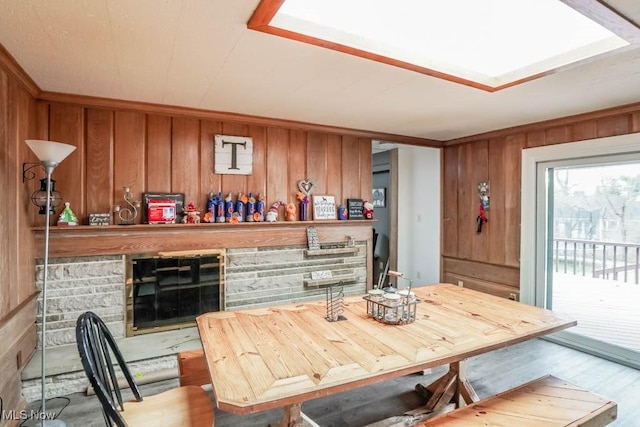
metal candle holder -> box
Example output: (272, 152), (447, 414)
(326, 282), (346, 322)
(113, 186), (141, 225)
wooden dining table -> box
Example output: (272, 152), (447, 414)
(196, 283), (576, 426)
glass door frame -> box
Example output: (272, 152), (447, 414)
(520, 132), (640, 369)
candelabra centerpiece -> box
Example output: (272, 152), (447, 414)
(113, 186), (141, 225)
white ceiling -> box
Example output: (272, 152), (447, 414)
(1, 0), (640, 141)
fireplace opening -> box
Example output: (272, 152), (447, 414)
(126, 250), (224, 336)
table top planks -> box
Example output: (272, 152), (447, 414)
(196, 283), (576, 415)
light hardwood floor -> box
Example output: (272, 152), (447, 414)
(23, 339), (640, 426)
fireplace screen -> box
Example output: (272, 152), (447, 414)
(126, 250), (224, 336)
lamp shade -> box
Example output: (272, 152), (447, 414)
(26, 139), (76, 164)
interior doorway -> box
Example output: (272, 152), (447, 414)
(373, 151), (391, 284)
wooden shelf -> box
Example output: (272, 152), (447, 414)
(33, 220), (375, 258)
(304, 274), (359, 288)
(304, 247), (359, 256)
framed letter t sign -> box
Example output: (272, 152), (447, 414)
(214, 135), (253, 175)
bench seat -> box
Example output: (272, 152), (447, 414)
(418, 375), (616, 426)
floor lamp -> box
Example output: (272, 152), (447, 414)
(26, 140), (76, 427)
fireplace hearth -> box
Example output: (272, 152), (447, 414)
(126, 250), (224, 336)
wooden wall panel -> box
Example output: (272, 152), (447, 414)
(171, 117), (200, 205)
(358, 138), (372, 203)
(200, 120), (222, 197)
(306, 132), (328, 195)
(267, 127), (290, 220)
(525, 130), (545, 148)
(85, 108), (114, 215)
(146, 114), (172, 192)
(6, 79), (20, 311)
(114, 111), (145, 223)
(545, 126), (571, 145)
(247, 125), (267, 198)
(0, 70), (12, 317)
(19, 92), (37, 304)
(49, 103), (84, 223)
(596, 115), (630, 138)
(632, 112), (640, 132)
(341, 135), (360, 201)
(326, 134), (343, 204)
(456, 143), (474, 259)
(27, 102), (372, 227)
(470, 140), (489, 262)
(442, 145), (458, 257)
(443, 106), (640, 298)
(488, 138), (506, 265)
(0, 61), (38, 424)
(504, 134), (525, 267)
(571, 121), (597, 141)
(288, 129), (307, 208)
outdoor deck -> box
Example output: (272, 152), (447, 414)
(553, 272), (640, 352)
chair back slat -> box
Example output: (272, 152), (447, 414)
(76, 311), (143, 427)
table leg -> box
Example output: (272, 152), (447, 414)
(451, 361), (480, 407)
(414, 360), (480, 412)
(278, 403), (303, 427)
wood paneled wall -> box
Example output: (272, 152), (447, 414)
(0, 62), (38, 425)
(32, 102), (372, 226)
(442, 107), (640, 299)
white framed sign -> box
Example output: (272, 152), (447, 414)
(214, 134), (253, 175)
(312, 195), (336, 220)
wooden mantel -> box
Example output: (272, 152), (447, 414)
(33, 221), (374, 282)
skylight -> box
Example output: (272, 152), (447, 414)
(250, 0), (635, 91)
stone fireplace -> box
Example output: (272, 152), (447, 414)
(23, 222), (371, 401)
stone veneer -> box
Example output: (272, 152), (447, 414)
(24, 242), (367, 401)
(34, 255), (126, 348)
(225, 242), (367, 309)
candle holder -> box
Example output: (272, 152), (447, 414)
(113, 186), (141, 225)
(326, 282), (346, 322)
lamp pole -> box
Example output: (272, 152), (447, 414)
(26, 140), (76, 427)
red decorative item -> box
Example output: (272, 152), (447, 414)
(476, 203), (488, 234)
(363, 201), (374, 220)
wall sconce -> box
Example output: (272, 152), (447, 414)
(113, 186), (141, 225)
(30, 178), (63, 215)
(23, 162), (64, 215)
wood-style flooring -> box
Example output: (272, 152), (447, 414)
(23, 338), (640, 426)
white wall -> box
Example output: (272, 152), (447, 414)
(396, 146), (441, 286)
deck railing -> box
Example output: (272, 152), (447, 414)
(553, 238), (640, 284)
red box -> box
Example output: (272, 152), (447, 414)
(147, 199), (177, 224)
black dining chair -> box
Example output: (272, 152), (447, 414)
(75, 311), (214, 426)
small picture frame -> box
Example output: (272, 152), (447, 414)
(89, 213), (111, 226)
(372, 188), (386, 208)
(312, 195), (336, 220)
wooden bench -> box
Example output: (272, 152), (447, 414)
(416, 375), (616, 426)
(177, 349), (210, 387)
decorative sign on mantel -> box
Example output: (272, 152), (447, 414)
(313, 195), (337, 220)
(306, 226), (320, 250)
(347, 198), (364, 220)
(214, 135), (253, 175)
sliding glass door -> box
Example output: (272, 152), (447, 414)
(535, 155), (640, 368)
